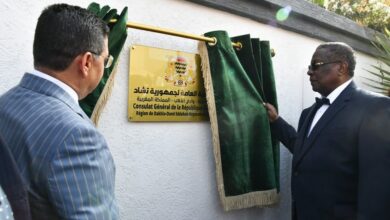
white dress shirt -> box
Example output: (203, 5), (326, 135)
(308, 79), (353, 136)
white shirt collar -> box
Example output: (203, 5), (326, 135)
(29, 69), (79, 103)
(321, 79), (353, 104)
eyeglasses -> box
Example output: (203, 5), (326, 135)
(103, 55), (114, 69)
(90, 52), (114, 69)
(308, 61), (341, 71)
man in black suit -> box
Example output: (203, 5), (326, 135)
(264, 42), (390, 220)
(0, 134), (31, 220)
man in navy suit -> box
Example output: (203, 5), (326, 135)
(264, 42), (390, 220)
(0, 4), (118, 219)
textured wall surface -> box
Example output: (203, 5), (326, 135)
(0, 0), (379, 219)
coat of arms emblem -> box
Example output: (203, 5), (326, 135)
(165, 56), (196, 87)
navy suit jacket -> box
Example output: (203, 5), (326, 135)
(272, 82), (390, 220)
(0, 133), (31, 220)
(0, 73), (118, 219)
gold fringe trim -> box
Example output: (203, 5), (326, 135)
(224, 189), (279, 210)
(199, 41), (278, 211)
(90, 57), (120, 126)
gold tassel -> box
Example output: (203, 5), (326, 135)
(198, 40), (279, 211)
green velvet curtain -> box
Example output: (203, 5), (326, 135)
(232, 35), (280, 191)
(199, 31), (279, 211)
(79, 2), (128, 124)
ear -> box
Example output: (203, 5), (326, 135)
(78, 52), (94, 78)
(338, 61), (349, 76)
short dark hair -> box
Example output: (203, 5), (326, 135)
(317, 42), (356, 76)
(33, 4), (109, 71)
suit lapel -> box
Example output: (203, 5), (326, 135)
(293, 82), (356, 169)
(292, 106), (317, 158)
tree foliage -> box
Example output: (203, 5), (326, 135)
(309, 0), (390, 33)
(365, 28), (390, 96)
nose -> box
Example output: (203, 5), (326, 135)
(307, 68), (313, 76)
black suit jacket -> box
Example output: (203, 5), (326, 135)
(272, 82), (390, 220)
(0, 134), (31, 220)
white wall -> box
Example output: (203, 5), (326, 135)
(0, 0), (380, 219)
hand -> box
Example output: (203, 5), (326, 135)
(263, 102), (279, 122)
